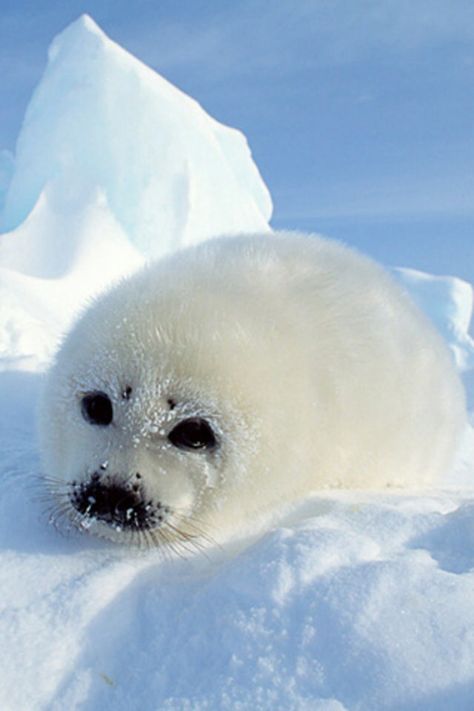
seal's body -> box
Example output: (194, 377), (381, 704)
(39, 233), (466, 546)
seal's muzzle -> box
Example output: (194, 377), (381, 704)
(71, 474), (164, 530)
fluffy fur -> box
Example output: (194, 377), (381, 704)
(39, 232), (466, 547)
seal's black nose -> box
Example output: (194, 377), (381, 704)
(71, 476), (150, 530)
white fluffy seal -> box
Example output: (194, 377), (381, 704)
(39, 232), (466, 547)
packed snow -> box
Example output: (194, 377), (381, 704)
(1, 14), (474, 711)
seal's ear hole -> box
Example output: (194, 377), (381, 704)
(81, 392), (113, 426)
(122, 386), (132, 400)
(167, 398), (176, 410)
(168, 417), (217, 451)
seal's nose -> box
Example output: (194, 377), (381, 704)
(71, 476), (149, 529)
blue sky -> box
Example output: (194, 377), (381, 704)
(1, 0), (473, 279)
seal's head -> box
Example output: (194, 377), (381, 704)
(38, 272), (262, 547)
(39, 233), (466, 548)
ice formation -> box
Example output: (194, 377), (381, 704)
(0, 14), (272, 369)
(395, 267), (474, 373)
(2, 15), (271, 248)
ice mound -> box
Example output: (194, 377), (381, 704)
(0, 15), (272, 370)
(0, 184), (142, 370)
(2, 15), (271, 252)
(0, 150), (14, 214)
(395, 268), (474, 373)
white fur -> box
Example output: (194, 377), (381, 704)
(39, 232), (466, 544)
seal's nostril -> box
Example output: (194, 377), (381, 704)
(71, 477), (158, 530)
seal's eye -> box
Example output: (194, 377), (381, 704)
(81, 391), (113, 426)
(168, 417), (216, 451)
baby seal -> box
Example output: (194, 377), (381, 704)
(39, 232), (466, 547)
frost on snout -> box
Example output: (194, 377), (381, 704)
(70, 472), (169, 531)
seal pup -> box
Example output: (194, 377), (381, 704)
(38, 232), (466, 547)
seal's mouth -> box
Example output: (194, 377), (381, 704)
(70, 474), (169, 531)
(44, 472), (211, 552)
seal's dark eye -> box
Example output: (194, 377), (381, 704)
(81, 392), (113, 426)
(168, 417), (216, 451)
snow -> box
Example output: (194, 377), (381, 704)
(1, 14), (474, 711)
(0, 185), (143, 370)
(394, 268), (474, 374)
